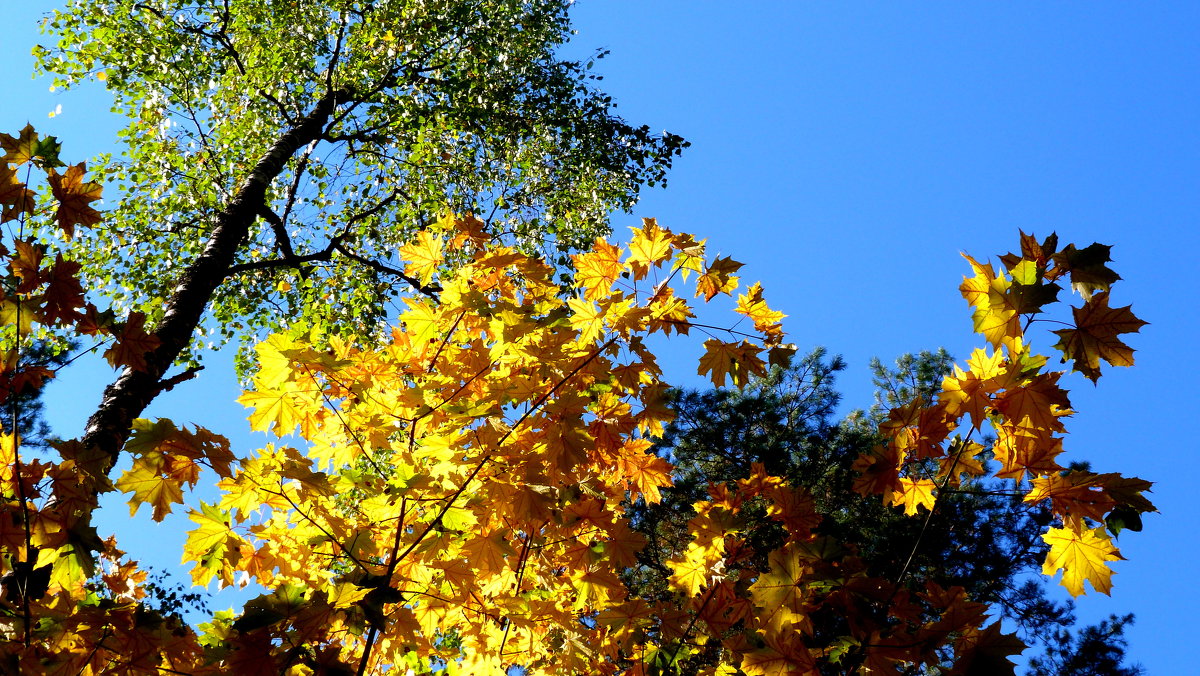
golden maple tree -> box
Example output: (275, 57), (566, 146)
(0, 130), (1153, 675)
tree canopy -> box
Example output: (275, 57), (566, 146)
(0, 2), (1155, 674)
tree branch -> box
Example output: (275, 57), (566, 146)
(80, 85), (353, 480)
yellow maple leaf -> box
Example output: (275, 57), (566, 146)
(567, 297), (605, 344)
(572, 238), (625, 301)
(735, 282), (786, 335)
(398, 230), (444, 287)
(252, 333), (304, 389)
(183, 503), (238, 586)
(888, 477), (937, 516)
(938, 347), (1008, 429)
(627, 217), (673, 279)
(1041, 524), (1123, 596)
(666, 542), (711, 597)
(238, 380), (310, 437)
(329, 581), (372, 609)
(960, 254), (1022, 348)
(115, 456), (186, 522)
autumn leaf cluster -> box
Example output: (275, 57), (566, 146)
(0, 129), (1153, 675)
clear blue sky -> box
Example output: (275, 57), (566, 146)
(2, 1), (1197, 672)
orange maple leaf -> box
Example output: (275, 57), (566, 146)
(697, 338), (765, 388)
(618, 439), (673, 504)
(41, 255), (86, 324)
(993, 371), (1072, 437)
(1026, 472), (1115, 523)
(695, 255), (743, 301)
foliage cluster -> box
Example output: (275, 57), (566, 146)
(1, 130), (1152, 673)
(0, 1), (1153, 674)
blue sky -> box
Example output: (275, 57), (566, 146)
(3, 1), (1198, 672)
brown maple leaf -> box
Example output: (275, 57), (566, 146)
(1052, 291), (1147, 383)
(104, 312), (161, 371)
(0, 163), (35, 223)
(47, 163), (103, 237)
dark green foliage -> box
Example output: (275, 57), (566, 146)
(626, 348), (1141, 674)
(1027, 614), (1143, 676)
(2, 340), (74, 450)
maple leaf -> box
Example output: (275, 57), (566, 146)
(0, 298), (39, 335)
(960, 255), (1023, 348)
(398, 230), (444, 287)
(619, 441), (674, 503)
(667, 542), (714, 597)
(740, 642), (817, 676)
(647, 285), (695, 336)
(0, 124), (39, 166)
(238, 381), (310, 437)
(41, 255), (86, 324)
(947, 622), (1026, 676)
(567, 297), (606, 344)
(251, 333), (304, 389)
(47, 163), (103, 238)
(184, 503), (240, 587)
(1042, 524), (1124, 596)
(992, 372), (1072, 435)
(115, 456), (185, 522)
(10, 239), (44, 293)
(1026, 472), (1115, 523)
(851, 444), (903, 498)
(1000, 230), (1058, 272)
(938, 348), (1008, 429)
(1052, 292), (1147, 382)
(698, 339), (765, 388)
(1053, 242), (1121, 300)
(750, 541), (832, 638)
(573, 238), (624, 301)
(0, 163), (35, 223)
(695, 256), (743, 301)
(889, 478), (937, 516)
(103, 312), (161, 371)
(597, 599), (653, 650)
(991, 424), (1064, 481)
(735, 282), (786, 335)
(627, 217), (674, 279)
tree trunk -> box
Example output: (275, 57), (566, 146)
(79, 88), (347, 475)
